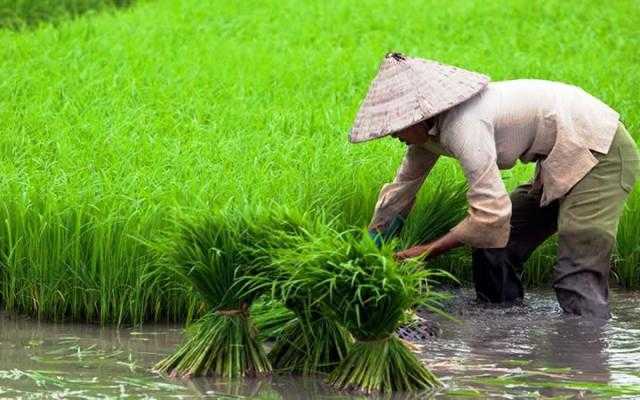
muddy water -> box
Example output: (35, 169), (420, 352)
(421, 289), (640, 398)
(1, 290), (639, 399)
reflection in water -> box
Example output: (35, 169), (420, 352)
(539, 316), (609, 377)
(420, 289), (640, 398)
(187, 375), (435, 400)
(1, 290), (639, 398)
(185, 377), (278, 398)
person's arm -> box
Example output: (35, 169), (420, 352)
(395, 230), (462, 260)
(395, 119), (511, 260)
(445, 119), (511, 249)
(369, 144), (439, 244)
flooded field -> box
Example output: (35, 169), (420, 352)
(1, 290), (639, 399)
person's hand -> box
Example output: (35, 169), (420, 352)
(368, 216), (405, 248)
(394, 232), (464, 262)
(368, 229), (384, 248)
(394, 243), (434, 261)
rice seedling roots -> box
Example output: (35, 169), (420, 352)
(154, 310), (271, 379)
(326, 335), (441, 393)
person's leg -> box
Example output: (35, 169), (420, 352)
(473, 183), (559, 303)
(554, 124), (640, 318)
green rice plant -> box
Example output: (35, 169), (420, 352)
(0, 0), (134, 29)
(153, 206), (324, 377)
(614, 191), (640, 287)
(155, 309), (269, 378)
(266, 300), (351, 376)
(250, 299), (295, 343)
(0, 0), (639, 331)
(400, 180), (468, 248)
(242, 208), (352, 376)
(153, 212), (271, 378)
(0, 198), (193, 325)
(273, 228), (443, 393)
(398, 180), (471, 283)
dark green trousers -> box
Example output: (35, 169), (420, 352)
(472, 123), (640, 318)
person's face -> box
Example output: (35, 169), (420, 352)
(391, 120), (430, 145)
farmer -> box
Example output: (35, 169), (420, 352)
(353, 53), (640, 319)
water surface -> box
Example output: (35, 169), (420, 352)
(422, 289), (640, 398)
(1, 290), (639, 399)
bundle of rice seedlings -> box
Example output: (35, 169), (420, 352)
(153, 212), (271, 378)
(266, 299), (351, 375)
(251, 299), (295, 342)
(274, 229), (443, 393)
(244, 209), (352, 375)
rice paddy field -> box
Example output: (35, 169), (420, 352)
(2, 0), (639, 326)
(2, 0), (640, 397)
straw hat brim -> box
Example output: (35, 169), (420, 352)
(348, 54), (490, 143)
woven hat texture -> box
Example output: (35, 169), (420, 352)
(349, 53), (490, 143)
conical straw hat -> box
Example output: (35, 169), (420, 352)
(349, 53), (490, 143)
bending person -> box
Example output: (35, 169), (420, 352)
(351, 53), (640, 319)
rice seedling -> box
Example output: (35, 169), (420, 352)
(153, 212), (271, 378)
(273, 228), (444, 393)
(242, 208), (352, 376)
(0, 199), (192, 325)
(266, 300), (351, 376)
(0, 0), (639, 331)
(155, 310), (268, 378)
(251, 299), (295, 343)
(399, 180), (469, 248)
(614, 191), (640, 287)
(0, 0), (134, 29)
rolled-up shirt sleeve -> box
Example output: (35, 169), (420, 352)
(369, 145), (439, 230)
(442, 119), (511, 248)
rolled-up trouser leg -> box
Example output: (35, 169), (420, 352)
(473, 184), (559, 303)
(554, 124), (640, 318)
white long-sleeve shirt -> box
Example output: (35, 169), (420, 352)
(370, 79), (620, 248)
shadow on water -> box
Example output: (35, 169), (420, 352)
(1, 290), (640, 398)
(0, 0), (136, 30)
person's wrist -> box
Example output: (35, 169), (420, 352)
(368, 228), (383, 247)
